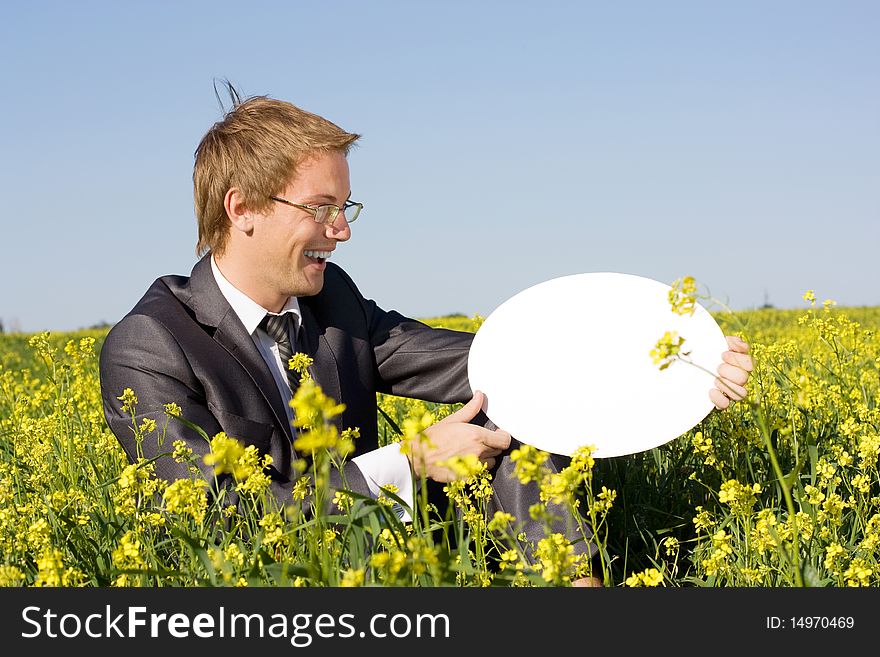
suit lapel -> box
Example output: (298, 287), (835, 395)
(298, 303), (343, 430)
(187, 255), (294, 441)
(213, 313), (294, 441)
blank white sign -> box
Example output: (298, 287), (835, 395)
(467, 272), (729, 458)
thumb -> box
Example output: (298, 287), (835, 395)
(440, 390), (485, 424)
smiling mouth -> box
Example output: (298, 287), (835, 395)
(303, 249), (332, 263)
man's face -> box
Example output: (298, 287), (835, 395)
(250, 150), (352, 300)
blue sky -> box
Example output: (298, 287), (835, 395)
(1, 1), (877, 333)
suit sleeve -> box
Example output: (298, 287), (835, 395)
(327, 267), (474, 402)
(99, 313), (369, 514)
(371, 308), (474, 402)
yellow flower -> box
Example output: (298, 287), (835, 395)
(203, 432), (247, 478)
(233, 447), (273, 495)
(751, 509), (780, 553)
(804, 484), (825, 505)
(321, 529), (338, 547)
(701, 530), (734, 577)
(0, 565), (25, 587)
(341, 568), (365, 587)
(692, 506), (714, 532)
(162, 478), (208, 523)
(498, 549), (524, 573)
(539, 469), (578, 506)
(588, 486), (617, 515)
(290, 378), (345, 431)
(293, 425), (353, 457)
(292, 476), (311, 502)
(163, 402), (182, 417)
(26, 518), (52, 551)
(113, 460), (162, 516)
(289, 380), (355, 456)
(625, 567), (664, 587)
(534, 533), (575, 585)
(691, 431), (717, 466)
(668, 276), (698, 316)
(650, 331), (688, 370)
(117, 388), (138, 415)
(816, 457), (836, 483)
(488, 511), (516, 533)
(112, 531), (145, 583)
(843, 558), (872, 587)
(224, 543), (245, 568)
(137, 417), (157, 435)
(288, 353), (314, 379)
(370, 552), (390, 569)
(333, 490), (353, 512)
(397, 411), (436, 463)
(376, 483), (401, 508)
(662, 537), (679, 557)
(824, 543), (845, 572)
(568, 445), (596, 475)
(856, 433), (880, 470)
(510, 444), (549, 485)
(437, 454), (486, 480)
(171, 440), (193, 463)
(259, 513), (284, 545)
(718, 479), (761, 516)
(858, 514), (880, 551)
(34, 548), (65, 587)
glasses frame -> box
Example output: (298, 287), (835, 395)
(269, 196), (363, 225)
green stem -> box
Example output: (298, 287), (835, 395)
(754, 402), (803, 587)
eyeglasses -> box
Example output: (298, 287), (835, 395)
(269, 196), (363, 225)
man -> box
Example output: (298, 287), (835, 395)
(99, 91), (753, 586)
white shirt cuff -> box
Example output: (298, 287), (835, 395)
(351, 443), (414, 521)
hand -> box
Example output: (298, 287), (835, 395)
(406, 390), (512, 483)
(709, 335), (754, 410)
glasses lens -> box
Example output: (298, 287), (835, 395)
(345, 203), (362, 223)
(314, 205), (333, 224)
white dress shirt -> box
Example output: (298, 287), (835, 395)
(210, 257), (414, 518)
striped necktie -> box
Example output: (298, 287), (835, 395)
(260, 312), (300, 394)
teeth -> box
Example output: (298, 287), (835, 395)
(304, 250), (332, 259)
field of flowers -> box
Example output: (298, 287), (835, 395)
(0, 292), (878, 587)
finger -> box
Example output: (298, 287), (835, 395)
(722, 350), (754, 372)
(725, 335), (750, 354)
(715, 376), (747, 401)
(481, 429), (512, 451)
(482, 457), (497, 470)
(709, 387), (730, 410)
(440, 390), (485, 424)
(717, 362), (749, 386)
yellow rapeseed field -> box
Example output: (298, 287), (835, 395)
(0, 290), (877, 587)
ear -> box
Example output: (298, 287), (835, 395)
(224, 188), (255, 234)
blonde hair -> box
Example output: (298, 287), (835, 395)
(193, 94), (360, 256)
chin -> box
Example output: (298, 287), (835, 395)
(298, 276), (325, 298)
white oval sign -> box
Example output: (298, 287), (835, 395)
(468, 272), (729, 458)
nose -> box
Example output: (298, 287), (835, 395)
(324, 212), (351, 242)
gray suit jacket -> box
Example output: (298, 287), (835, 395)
(99, 254), (595, 557)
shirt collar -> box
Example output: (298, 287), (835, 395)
(210, 256), (301, 335)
